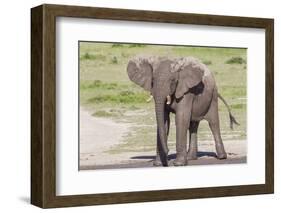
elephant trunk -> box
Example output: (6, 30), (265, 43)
(154, 99), (169, 156)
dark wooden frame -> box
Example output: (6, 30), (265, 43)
(31, 4), (274, 208)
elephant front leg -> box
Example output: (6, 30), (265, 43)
(174, 112), (191, 166)
(173, 95), (193, 166)
(187, 121), (199, 160)
(154, 112), (170, 166)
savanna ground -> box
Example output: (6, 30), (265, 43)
(79, 42), (247, 170)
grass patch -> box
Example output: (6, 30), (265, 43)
(80, 52), (106, 61)
(219, 86), (246, 97)
(225, 56), (246, 64)
(80, 80), (119, 90)
(230, 103), (246, 109)
(87, 90), (147, 104)
(92, 110), (114, 117)
(203, 60), (212, 65)
(92, 109), (124, 118)
(128, 44), (146, 48)
(111, 43), (124, 48)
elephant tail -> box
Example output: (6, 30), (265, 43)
(218, 93), (240, 130)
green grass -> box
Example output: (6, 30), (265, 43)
(79, 42), (247, 154)
(92, 109), (124, 118)
(225, 56), (246, 64)
(230, 103), (246, 110)
(80, 52), (106, 61)
(202, 60), (212, 65)
(111, 43), (124, 48)
(81, 80), (118, 90)
(128, 44), (146, 48)
(88, 90), (147, 104)
(92, 110), (115, 117)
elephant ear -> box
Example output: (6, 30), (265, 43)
(127, 57), (154, 91)
(172, 58), (205, 99)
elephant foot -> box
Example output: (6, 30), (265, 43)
(153, 154), (168, 166)
(153, 159), (163, 166)
(216, 144), (227, 160)
(217, 152), (227, 160)
(173, 155), (187, 166)
(187, 151), (198, 160)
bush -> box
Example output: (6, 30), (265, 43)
(203, 60), (212, 65)
(83, 52), (91, 59)
(110, 56), (118, 64)
(225, 57), (246, 64)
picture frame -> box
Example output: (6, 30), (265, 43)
(31, 4), (274, 208)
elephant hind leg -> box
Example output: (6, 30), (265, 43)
(208, 120), (227, 159)
(205, 96), (227, 159)
(187, 121), (199, 160)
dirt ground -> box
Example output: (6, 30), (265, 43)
(79, 108), (247, 170)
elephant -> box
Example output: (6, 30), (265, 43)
(127, 56), (239, 166)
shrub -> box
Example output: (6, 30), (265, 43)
(225, 57), (246, 64)
(203, 60), (212, 65)
(83, 52), (91, 59)
(110, 56), (118, 64)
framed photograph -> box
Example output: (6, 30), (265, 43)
(31, 4), (274, 208)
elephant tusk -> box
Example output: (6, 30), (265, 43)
(146, 95), (153, 103)
(166, 95), (171, 105)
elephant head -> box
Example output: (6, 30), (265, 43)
(127, 56), (205, 162)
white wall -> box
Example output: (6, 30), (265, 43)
(0, 0), (279, 212)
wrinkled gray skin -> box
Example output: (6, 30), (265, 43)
(127, 56), (238, 166)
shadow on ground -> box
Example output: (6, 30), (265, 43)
(80, 152), (247, 170)
(131, 151), (218, 160)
